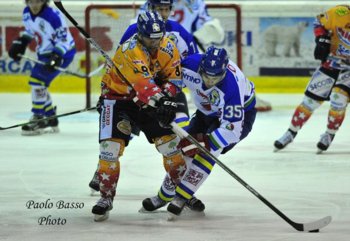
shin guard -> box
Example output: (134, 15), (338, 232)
(97, 139), (125, 198)
(289, 96), (322, 132)
(327, 87), (349, 134)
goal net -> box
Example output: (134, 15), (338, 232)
(84, 3), (242, 108)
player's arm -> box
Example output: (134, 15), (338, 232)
(313, 9), (332, 62)
(209, 94), (244, 151)
(8, 12), (33, 61)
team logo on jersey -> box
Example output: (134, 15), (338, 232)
(335, 7), (349, 16)
(167, 33), (179, 45)
(225, 123), (234, 131)
(209, 89), (220, 106)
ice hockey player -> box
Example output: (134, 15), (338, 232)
(91, 11), (202, 222)
(89, 0), (204, 214)
(165, 46), (257, 218)
(274, 5), (350, 154)
(8, 0), (76, 135)
(169, 0), (271, 111)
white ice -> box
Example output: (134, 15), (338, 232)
(0, 93), (349, 241)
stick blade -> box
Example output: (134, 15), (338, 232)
(301, 216), (332, 232)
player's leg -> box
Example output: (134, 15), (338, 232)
(168, 108), (256, 217)
(317, 81), (350, 153)
(92, 99), (133, 221)
(22, 51), (75, 135)
(274, 67), (339, 150)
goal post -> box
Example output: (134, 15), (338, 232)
(84, 3), (242, 108)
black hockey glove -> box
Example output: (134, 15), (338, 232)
(156, 96), (177, 127)
(314, 35), (331, 62)
(8, 37), (30, 62)
(45, 53), (63, 72)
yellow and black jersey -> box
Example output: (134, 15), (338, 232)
(101, 34), (182, 104)
(314, 5), (350, 59)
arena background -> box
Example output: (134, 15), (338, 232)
(0, 0), (344, 95)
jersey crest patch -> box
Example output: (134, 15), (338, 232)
(209, 89), (220, 106)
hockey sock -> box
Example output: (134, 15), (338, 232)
(327, 88), (349, 134)
(289, 96), (322, 132)
(97, 139), (125, 198)
(30, 84), (48, 116)
(175, 152), (216, 200)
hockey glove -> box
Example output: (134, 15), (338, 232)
(314, 35), (331, 62)
(45, 53), (63, 72)
(8, 37), (30, 62)
(156, 96), (177, 127)
(177, 133), (210, 158)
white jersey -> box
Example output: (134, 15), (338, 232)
(181, 54), (255, 147)
(21, 5), (75, 56)
(169, 0), (212, 34)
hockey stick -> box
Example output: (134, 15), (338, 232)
(53, 0), (115, 69)
(170, 122), (332, 232)
(20, 54), (104, 78)
(54, 1), (331, 231)
(0, 107), (97, 130)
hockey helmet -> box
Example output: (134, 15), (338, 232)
(199, 46), (229, 87)
(137, 11), (166, 39)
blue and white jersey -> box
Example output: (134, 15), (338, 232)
(21, 5), (75, 57)
(119, 20), (198, 60)
(139, 0), (211, 34)
(182, 54), (256, 147)
(169, 0), (212, 34)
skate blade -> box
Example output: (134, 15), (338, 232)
(316, 149), (324, 155)
(167, 212), (178, 221)
(90, 189), (99, 196)
(94, 211), (110, 222)
(273, 147), (282, 152)
(138, 207), (167, 213)
(21, 127), (59, 136)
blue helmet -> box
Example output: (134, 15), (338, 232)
(137, 11), (166, 39)
(200, 46), (229, 77)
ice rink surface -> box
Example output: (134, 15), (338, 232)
(0, 93), (349, 241)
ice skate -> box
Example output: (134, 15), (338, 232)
(274, 130), (296, 151)
(316, 132), (335, 154)
(92, 197), (113, 222)
(89, 171), (100, 195)
(47, 112), (59, 133)
(21, 115), (48, 136)
(255, 96), (272, 112)
(167, 196), (187, 221)
(139, 195), (167, 212)
(185, 196), (205, 212)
